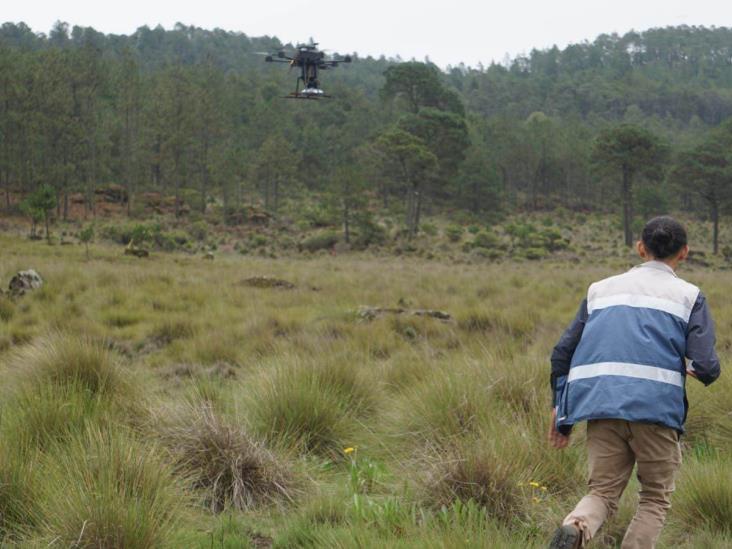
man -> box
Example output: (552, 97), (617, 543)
(548, 216), (721, 549)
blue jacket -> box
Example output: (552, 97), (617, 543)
(551, 261), (720, 434)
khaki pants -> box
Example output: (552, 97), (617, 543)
(563, 419), (682, 549)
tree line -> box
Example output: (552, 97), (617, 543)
(1, 22), (732, 250)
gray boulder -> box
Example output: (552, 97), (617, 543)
(9, 269), (43, 297)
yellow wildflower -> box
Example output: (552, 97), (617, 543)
(532, 496), (541, 504)
(344, 447), (356, 455)
(541, 486), (548, 491)
(529, 481), (540, 488)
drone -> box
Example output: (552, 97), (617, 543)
(262, 40), (352, 99)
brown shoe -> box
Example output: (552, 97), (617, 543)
(549, 524), (581, 549)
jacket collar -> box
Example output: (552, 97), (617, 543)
(633, 260), (678, 278)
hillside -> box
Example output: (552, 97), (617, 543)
(1, 23), (732, 244)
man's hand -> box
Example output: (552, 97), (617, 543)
(549, 407), (570, 449)
(686, 368), (698, 379)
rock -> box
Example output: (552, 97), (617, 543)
(124, 248), (150, 258)
(357, 306), (452, 322)
(241, 276), (295, 290)
(8, 269), (43, 297)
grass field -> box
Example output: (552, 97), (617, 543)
(0, 232), (730, 548)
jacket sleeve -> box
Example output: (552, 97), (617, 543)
(686, 292), (721, 386)
(550, 298), (589, 406)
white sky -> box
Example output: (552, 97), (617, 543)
(5, 0), (732, 68)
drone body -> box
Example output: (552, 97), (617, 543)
(264, 41), (351, 99)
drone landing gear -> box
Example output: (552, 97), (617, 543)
(285, 77), (330, 100)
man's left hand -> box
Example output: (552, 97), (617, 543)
(548, 408), (570, 449)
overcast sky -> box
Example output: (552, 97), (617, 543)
(5, 0), (732, 68)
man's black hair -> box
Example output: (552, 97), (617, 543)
(641, 216), (688, 259)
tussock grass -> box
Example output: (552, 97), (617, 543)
(417, 434), (533, 523)
(6, 333), (132, 399)
(34, 427), (187, 548)
(0, 444), (40, 541)
(248, 354), (376, 456)
(683, 371), (732, 452)
(673, 456), (732, 534)
(150, 317), (198, 345)
(1, 233), (731, 547)
(0, 295), (15, 321)
(155, 403), (299, 512)
(386, 362), (496, 448)
(2, 381), (114, 450)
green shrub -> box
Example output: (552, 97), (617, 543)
(521, 247), (548, 260)
(155, 230), (189, 252)
(721, 245), (732, 262)
(445, 225), (463, 242)
(250, 234), (269, 248)
(471, 231), (500, 249)
(421, 222), (438, 236)
(352, 214), (386, 249)
(467, 225), (481, 234)
(188, 221), (208, 242)
(35, 427), (187, 548)
(299, 232), (339, 253)
(471, 247), (503, 260)
(539, 227), (569, 251)
(302, 204), (337, 228)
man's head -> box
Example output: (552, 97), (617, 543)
(637, 216), (689, 267)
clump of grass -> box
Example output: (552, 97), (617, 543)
(2, 334), (146, 444)
(7, 333), (132, 399)
(386, 364), (495, 449)
(0, 444), (40, 541)
(457, 309), (537, 339)
(150, 317), (198, 345)
(34, 427), (187, 548)
(673, 456), (732, 534)
(191, 331), (243, 365)
(0, 295), (15, 321)
(155, 403), (298, 512)
(419, 437), (527, 524)
(684, 373), (732, 452)
(2, 381), (111, 451)
(103, 310), (143, 328)
(249, 356), (375, 456)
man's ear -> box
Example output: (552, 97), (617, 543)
(637, 241), (647, 259)
(677, 244), (690, 262)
